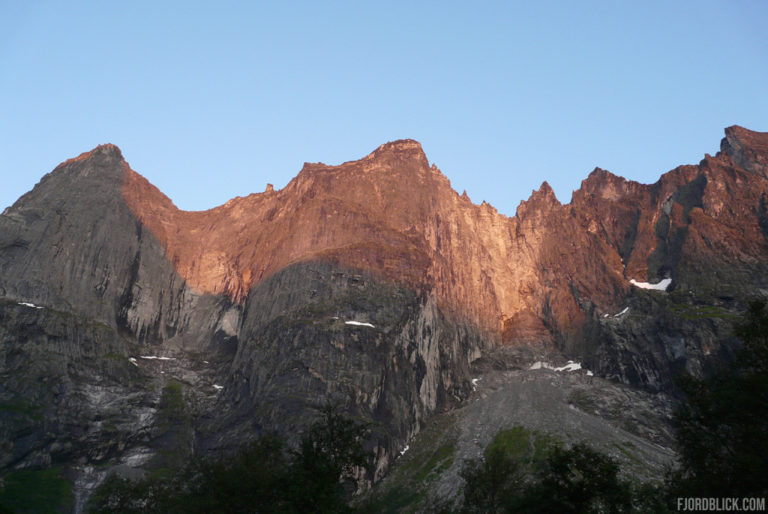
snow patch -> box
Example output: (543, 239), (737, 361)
(629, 278), (672, 291)
(400, 445), (410, 456)
(554, 361), (582, 372)
(604, 307), (629, 318)
(128, 358), (138, 367)
(471, 378), (481, 391)
(18, 302), (42, 309)
(213, 384), (224, 390)
(139, 356), (176, 361)
(530, 360), (588, 373)
(345, 321), (375, 328)
(587, 370), (594, 376)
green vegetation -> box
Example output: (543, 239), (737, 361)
(612, 442), (641, 465)
(8, 299), (764, 513)
(454, 301), (768, 513)
(485, 426), (556, 469)
(148, 380), (193, 471)
(457, 441), (638, 513)
(88, 403), (372, 513)
(667, 302), (740, 321)
(455, 425), (561, 513)
(668, 299), (768, 499)
(159, 381), (184, 414)
(0, 467), (74, 513)
(359, 412), (458, 513)
(412, 444), (455, 482)
(365, 485), (423, 514)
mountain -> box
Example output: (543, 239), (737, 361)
(1, 126), (767, 511)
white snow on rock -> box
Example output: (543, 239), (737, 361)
(213, 384), (224, 390)
(471, 378), (481, 391)
(554, 361), (582, 372)
(603, 307), (630, 318)
(629, 278), (672, 291)
(345, 321), (375, 328)
(139, 356), (176, 361)
(400, 445), (410, 456)
(530, 360), (589, 373)
(128, 358), (138, 367)
(587, 370), (594, 376)
(18, 302), (42, 309)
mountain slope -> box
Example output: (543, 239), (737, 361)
(0, 126), (767, 510)
(122, 125), (768, 384)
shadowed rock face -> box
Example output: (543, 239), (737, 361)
(1, 127), (768, 509)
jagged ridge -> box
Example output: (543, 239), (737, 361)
(2, 126), (768, 510)
(121, 127), (768, 345)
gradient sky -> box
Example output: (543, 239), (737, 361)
(2, 1), (767, 215)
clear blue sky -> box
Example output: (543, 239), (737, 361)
(2, 1), (767, 215)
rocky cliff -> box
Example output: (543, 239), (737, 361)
(1, 126), (767, 510)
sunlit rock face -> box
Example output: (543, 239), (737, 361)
(1, 127), (768, 508)
(123, 126), (768, 351)
(121, 139), (623, 346)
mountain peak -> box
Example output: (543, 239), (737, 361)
(721, 125), (768, 179)
(363, 139), (429, 169)
(577, 167), (635, 200)
(56, 143), (124, 171)
(372, 138), (423, 152)
(515, 181), (560, 221)
(531, 181), (558, 203)
(586, 167), (617, 181)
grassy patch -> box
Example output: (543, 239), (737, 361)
(0, 467), (73, 513)
(487, 426), (559, 472)
(413, 444), (455, 483)
(668, 303), (740, 321)
(360, 414), (458, 512)
(155, 380), (188, 431)
(370, 485), (424, 514)
(613, 441), (642, 465)
(486, 426), (529, 460)
(151, 380), (192, 471)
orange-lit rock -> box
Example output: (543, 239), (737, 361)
(121, 127), (768, 345)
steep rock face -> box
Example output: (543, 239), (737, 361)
(0, 145), (233, 347)
(0, 144), (487, 505)
(1, 126), (768, 510)
(122, 126), (768, 389)
(122, 140), (629, 345)
(202, 262), (483, 482)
